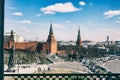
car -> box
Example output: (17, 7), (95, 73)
(107, 71), (113, 74)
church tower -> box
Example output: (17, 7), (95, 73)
(76, 26), (82, 46)
(9, 30), (15, 48)
(47, 22), (57, 53)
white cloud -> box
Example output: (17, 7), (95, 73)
(116, 20), (120, 23)
(21, 20), (31, 24)
(19, 26), (31, 32)
(53, 24), (64, 28)
(37, 14), (42, 17)
(8, 7), (16, 9)
(19, 26), (27, 30)
(79, 1), (86, 6)
(104, 10), (120, 18)
(13, 12), (23, 16)
(40, 2), (79, 14)
(44, 11), (55, 14)
(65, 20), (71, 23)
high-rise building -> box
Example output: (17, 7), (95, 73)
(76, 26), (82, 46)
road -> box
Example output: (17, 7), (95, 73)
(49, 62), (90, 73)
(104, 60), (120, 73)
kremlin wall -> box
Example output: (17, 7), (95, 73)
(4, 23), (82, 54)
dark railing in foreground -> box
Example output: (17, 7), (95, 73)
(4, 73), (120, 80)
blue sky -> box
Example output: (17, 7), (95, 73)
(5, 0), (120, 42)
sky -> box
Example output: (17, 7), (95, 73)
(5, 0), (120, 42)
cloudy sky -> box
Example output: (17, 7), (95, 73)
(5, 0), (120, 42)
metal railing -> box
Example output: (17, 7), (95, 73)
(4, 73), (120, 80)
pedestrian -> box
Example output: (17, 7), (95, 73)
(48, 67), (50, 71)
(37, 67), (41, 73)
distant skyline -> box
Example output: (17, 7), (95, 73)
(5, 0), (120, 42)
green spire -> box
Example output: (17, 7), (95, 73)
(49, 21), (53, 34)
(76, 26), (82, 46)
(77, 26), (81, 38)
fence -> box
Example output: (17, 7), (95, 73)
(4, 73), (120, 80)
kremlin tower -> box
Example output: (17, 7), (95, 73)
(47, 22), (57, 53)
(76, 26), (82, 46)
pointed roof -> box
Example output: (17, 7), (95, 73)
(76, 26), (82, 46)
(10, 30), (14, 39)
(11, 30), (13, 35)
(77, 26), (81, 39)
(49, 21), (53, 34)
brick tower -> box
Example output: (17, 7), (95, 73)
(76, 26), (82, 46)
(47, 22), (57, 53)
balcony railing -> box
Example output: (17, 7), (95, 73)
(4, 73), (120, 80)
